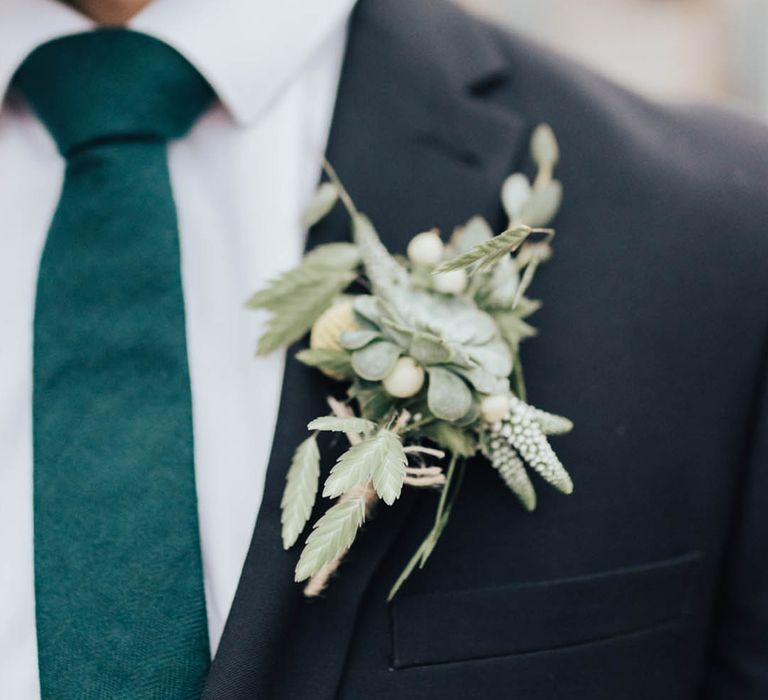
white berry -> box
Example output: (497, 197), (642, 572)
(383, 357), (425, 398)
(407, 230), (444, 267)
(481, 394), (511, 423)
(432, 268), (468, 295)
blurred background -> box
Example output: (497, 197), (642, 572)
(456, 0), (768, 118)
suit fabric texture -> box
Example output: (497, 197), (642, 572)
(197, 0), (768, 697)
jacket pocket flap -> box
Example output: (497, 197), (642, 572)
(391, 552), (701, 669)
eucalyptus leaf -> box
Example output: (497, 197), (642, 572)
(427, 367), (473, 422)
(308, 416), (377, 435)
(294, 496), (366, 582)
(280, 435), (320, 549)
(351, 340), (402, 381)
(301, 182), (340, 228)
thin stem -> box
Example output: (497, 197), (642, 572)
(512, 347), (528, 403)
(387, 454), (461, 601)
(431, 453), (458, 532)
(321, 157), (358, 217)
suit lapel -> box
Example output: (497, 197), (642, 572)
(203, 1), (528, 697)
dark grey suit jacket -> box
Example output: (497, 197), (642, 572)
(203, 1), (768, 697)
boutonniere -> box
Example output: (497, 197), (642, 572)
(248, 124), (572, 599)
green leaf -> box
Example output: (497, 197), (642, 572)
(301, 182), (339, 228)
(322, 429), (404, 501)
(427, 367), (473, 422)
(493, 311), (538, 351)
(435, 225), (531, 275)
(350, 340), (402, 381)
(246, 242), (359, 310)
(302, 242), (360, 269)
(409, 332), (453, 365)
(348, 381), (397, 422)
(421, 421), (477, 457)
(352, 213), (409, 293)
(280, 436), (321, 549)
(514, 296), (542, 319)
(295, 348), (353, 378)
(255, 271), (356, 355)
(294, 496), (366, 582)
(370, 430), (407, 505)
(308, 416), (377, 434)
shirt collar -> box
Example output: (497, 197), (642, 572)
(0, 0), (356, 126)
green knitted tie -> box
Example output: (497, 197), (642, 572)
(14, 29), (214, 699)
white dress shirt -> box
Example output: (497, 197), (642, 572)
(0, 0), (354, 696)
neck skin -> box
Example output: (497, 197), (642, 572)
(64, 0), (152, 25)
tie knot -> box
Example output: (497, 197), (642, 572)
(13, 29), (214, 157)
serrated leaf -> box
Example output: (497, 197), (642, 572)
(295, 348), (353, 378)
(294, 496), (366, 582)
(308, 416), (377, 434)
(301, 182), (340, 228)
(370, 430), (407, 505)
(427, 367), (473, 422)
(351, 340), (402, 381)
(255, 271), (356, 355)
(246, 243), (359, 310)
(435, 225), (531, 275)
(322, 430), (404, 501)
(280, 435), (321, 549)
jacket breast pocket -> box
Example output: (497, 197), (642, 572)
(390, 552), (701, 669)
